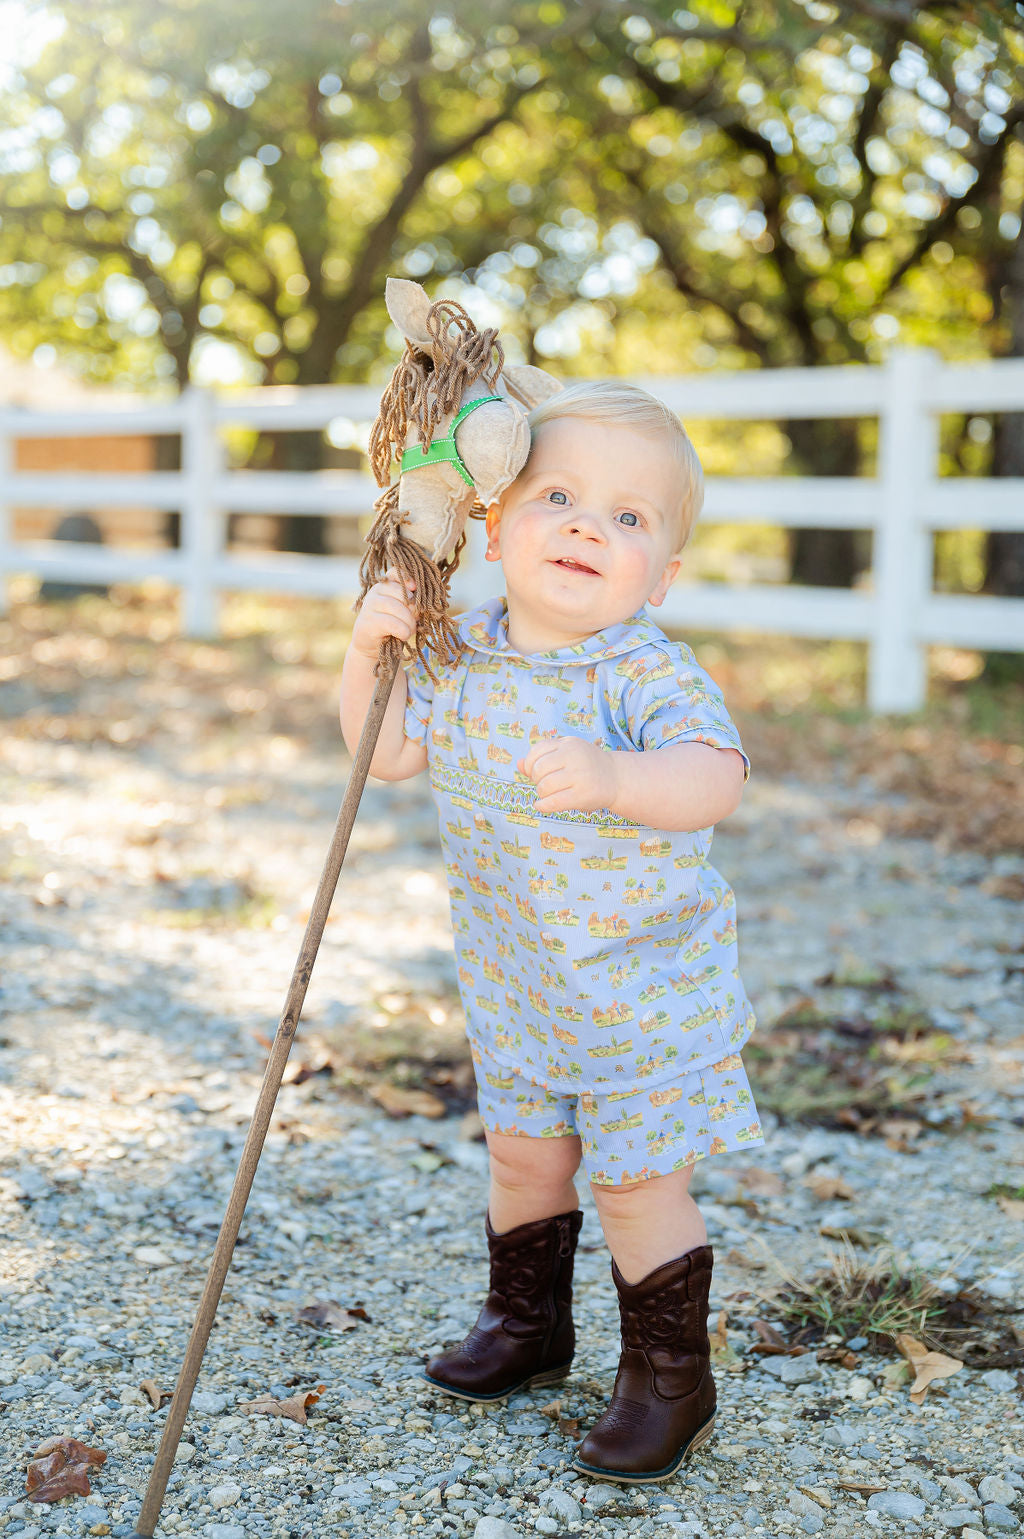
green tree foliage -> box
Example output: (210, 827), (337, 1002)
(0, 0), (587, 390)
(0, 1), (1020, 585)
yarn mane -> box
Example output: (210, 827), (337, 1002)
(360, 297), (505, 673)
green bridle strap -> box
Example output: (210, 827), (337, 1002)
(399, 394), (503, 486)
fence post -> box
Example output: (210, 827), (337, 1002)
(0, 426), (10, 616)
(869, 346), (938, 714)
(180, 385), (221, 636)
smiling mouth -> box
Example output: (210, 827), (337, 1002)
(553, 558), (599, 575)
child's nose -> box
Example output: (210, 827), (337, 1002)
(562, 507), (606, 539)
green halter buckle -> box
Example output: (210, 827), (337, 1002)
(399, 394), (503, 487)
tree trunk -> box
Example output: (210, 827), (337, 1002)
(783, 417), (870, 587)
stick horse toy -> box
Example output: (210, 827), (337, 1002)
(128, 278), (561, 1539)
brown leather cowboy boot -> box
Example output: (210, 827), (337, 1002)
(423, 1207), (584, 1402)
(573, 1243), (717, 1483)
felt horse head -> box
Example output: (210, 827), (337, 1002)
(360, 277), (561, 665)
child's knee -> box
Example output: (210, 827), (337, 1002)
(486, 1128), (582, 1189)
(590, 1164), (694, 1208)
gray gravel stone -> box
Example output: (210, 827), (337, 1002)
(787, 1443), (820, 1468)
(542, 1488), (583, 1522)
(4, 637), (1024, 1539)
(779, 1354), (822, 1384)
(985, 1505), (1021, 1531)
(473, 1520), (520, 1539)
(583, 1483), (625, 1513)
(788, 1490), (825, 1531)
(208, 1481), (242, 1510)
(980, 1479), (1020, 1506)
(868, 1491), (928, 1519)
(936, 1507), (984, 1528)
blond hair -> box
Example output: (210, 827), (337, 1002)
(525, 381), (704, 550)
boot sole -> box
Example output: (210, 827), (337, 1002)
(571, 1409), (717, 1484)
(421, 1362), (572, 1403)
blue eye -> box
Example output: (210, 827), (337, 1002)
(618, 511), (638, 526)
(548, 490), (568, 505)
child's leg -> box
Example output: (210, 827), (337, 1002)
(485, 1128), (583, 1232)
(590, 1165), (706, 1281)
(574, 1165), (715, 1481)
(423, 1128), (585, 1401)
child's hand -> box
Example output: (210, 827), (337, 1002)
(351, 577), (417, 662)
(518, 736), (621, 815)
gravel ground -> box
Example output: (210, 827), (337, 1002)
(2, 655), (1023, 1539)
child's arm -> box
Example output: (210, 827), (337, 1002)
(518, 738), (745, 831)
(340, 578), (428, 782)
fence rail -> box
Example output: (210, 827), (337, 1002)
(1, 346), (1022, 713)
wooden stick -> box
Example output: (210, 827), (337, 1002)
(130, 640), (402, 1539)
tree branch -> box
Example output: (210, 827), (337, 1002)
(880, 103), (1024, 300)
(848, 27), (904, 258)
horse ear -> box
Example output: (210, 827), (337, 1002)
(502, 364), (563, 408)
(385, 276), (434, 350)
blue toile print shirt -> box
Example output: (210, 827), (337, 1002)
(404, 596), (757, 1095)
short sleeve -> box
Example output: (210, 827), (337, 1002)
(403, 651), (435, 748)
(629, 645), (751, 783)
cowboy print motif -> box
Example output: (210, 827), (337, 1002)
(473, 1040), (764, 1185)
(405, 597), (761, 1131)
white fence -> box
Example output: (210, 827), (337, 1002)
(1, 346), (1022, 714)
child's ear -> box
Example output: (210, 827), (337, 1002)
(484, 501), (502, 561)
(647, 557), (681, 608)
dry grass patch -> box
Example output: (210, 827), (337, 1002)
(751, 1239), (1024, 1369)
(744, 995), (967, 1138)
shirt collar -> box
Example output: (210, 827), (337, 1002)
(456, 595), (664, 664)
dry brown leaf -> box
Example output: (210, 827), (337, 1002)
(803, 1172), (855, 1201)
(558, 1416), (581, 1436)
(820, 1224), (889, 1248)
(881, 1359), (913, 1394)
(750, 1318), (791, 1355)
(710, 1309), (740, 1368)
(816, 1345), (860, 1369)
(296, 1300), (371, 1330)
(837, 1481), (888, 1494)
(239, 1383), (326, 1424)
(26, 1437), (106, 1503)
(723, 1247), (764, 1270)
(981, 873), (1024, 901)
(282, 1051), (335, 1086)
(368, 1082), (446, 1119)
(734, 1167), (785, 1197)
(879, 1117), (924, 1151)
(538, 1398), (562, 1419)
(139, 1379), (171, 1409)
(996, 1196), (1024, 1221)
(895, 1332), (963, 1402)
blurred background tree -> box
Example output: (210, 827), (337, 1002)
(0, 0), (1020, 612)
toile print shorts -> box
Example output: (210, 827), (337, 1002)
(470, 1040), (766, 1187)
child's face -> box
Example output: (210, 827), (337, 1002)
(485, 416), (682, 653)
